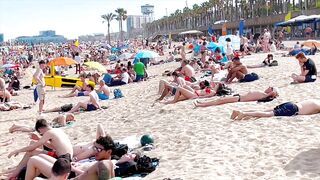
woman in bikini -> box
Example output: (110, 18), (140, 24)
(163, 80), (220, 104)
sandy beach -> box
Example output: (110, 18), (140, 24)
(1, 42), (320, 179)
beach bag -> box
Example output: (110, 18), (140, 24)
(136, 155), (159, 173)
(216, 84), (232, 96)
(112, 142), (128, 160)
(241, 73), (259, 82)
(115, 161), (139, 177)
(113, 89), (123, 99)
(269, 60), (278, 67)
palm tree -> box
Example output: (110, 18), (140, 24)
(101, 13), (116, 43)
(115, 8), (127, 41)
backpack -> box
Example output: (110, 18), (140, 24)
(112, 142), (128, 160)
(269, 60), (278, 66)
(113, 89), (124, 99)
(241, 72), (259, 82)
(216, 84), (233, 96)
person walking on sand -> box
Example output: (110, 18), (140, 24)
(33, 60), (46, 113)
(231, 99), (320, 120)
(194, 87), (279, 107)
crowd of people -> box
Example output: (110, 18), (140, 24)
(0, 27), (319, 179)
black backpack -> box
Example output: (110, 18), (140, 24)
(111, 142), (128, 160)
(216, 84), (233, 96)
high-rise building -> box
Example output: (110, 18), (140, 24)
(141, 4), (154, 21)
(15, 30), (66, 44)
(127, 15), (152, 38)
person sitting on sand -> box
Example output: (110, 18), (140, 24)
(31, 157), (72, 180)
(178, 60), (196, 82)
(231, 99), (320, 120)
(5, 119), (73, 179)
(194, 86), (279, 107)
(67, 84), (100, 113)
(162, 81), (220, 104)
(60, 74), (89, 98)
(109, 68), (131, 86)
(158, 71), (188, 95)
(96, 80), (110, 100)
(0, 89), (12, 102)
(9, 113), (75, 133)
(247, 54), (277, 68)
(291, 52), (317, 83)
(225, 57), (248, 83)
(25, 135), (115, 180)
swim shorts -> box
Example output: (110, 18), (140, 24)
(77, 92), (85, 96)
(97, 93), (109, 100)
(305, 75), (316, 83)
(273, 102), (299, 116)
(87, 104), (97, 111)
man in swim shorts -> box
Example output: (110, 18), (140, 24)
(96, 80), (110, 100)
(33, 60), (46, 113)
(231, 99), (320, 120)
(194, 87), (279, 107)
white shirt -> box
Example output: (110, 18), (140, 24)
(75, 55), (81, 64)
(89, 90), (99, 104)
(121, 72), (129, 84)
(226, 42), (233, 55)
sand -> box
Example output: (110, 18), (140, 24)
(1, 42), (320, 179)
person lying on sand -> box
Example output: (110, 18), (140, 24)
(4, 119), (73, 179)
(161, 81), (220, 104)
(247, 54), (277, 68)
(67, 84), (100, 113)
(9, 113), (75, 133)
(231, 99), (320, 120)
(291, 52), (317, 83)
(194, 87), (279, 107)
(0, 101), (31, 111)
(25, 135), (115, 180)
(158, 71), (188, 95)
(43, 104), (74, 113)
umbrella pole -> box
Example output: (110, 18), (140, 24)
(51, 63), (55, 90)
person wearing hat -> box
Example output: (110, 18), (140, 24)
(291, 52), (317, 83)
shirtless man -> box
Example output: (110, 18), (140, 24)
(225, 57), (248, 83)
(96, 80), (110, 100)
(231, 99), (320, 120)
(33, 60), (46, 113)
(33, 157), (71, 180)
(24, 135), (115, 180)
(5, 119), (73, 179)
(180, 60), (196, 82)
(67, 84), (100, 113)
(194, 87), (279, 107)
(0, 77), (5, 103)
(0, 89), (12, 102)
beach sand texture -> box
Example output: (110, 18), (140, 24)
(1, 44), (320, 179)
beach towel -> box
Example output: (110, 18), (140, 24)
(33, 88), (38, 102)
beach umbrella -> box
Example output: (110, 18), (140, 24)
(207, 42), (225, 53)
(111, 47), (120, 53)
(119, 53), (133, 60)
(83, 61), (105, 73)
(135, 50), (159, 59)
(48, 57), (77, 66)
(302, 40), (320, 48)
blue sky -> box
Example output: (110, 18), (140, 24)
(0, 0), (207, 40)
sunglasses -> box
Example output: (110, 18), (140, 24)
(93, 146), (104, 152)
